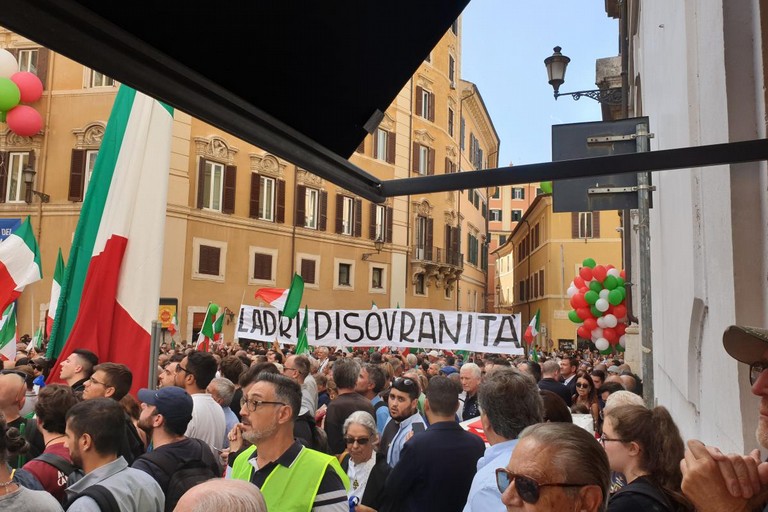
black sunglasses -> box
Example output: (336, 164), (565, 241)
(392, 377), (418, 392)
(575, 382), (590, 389)
(344, 436), (370, 446)
(750, 362), (768, 385)
(495, 468), (590, 504)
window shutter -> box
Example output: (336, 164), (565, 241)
(425, 218), (434, 260)
(445, 157), (451, 174)
(276, 179), (286, 223)
(428, 92), (435, 121)
(571, 212), (579, 238)
(198, 245), (221, 275)
(249, 173), (260, 218)
(387, 131), (396, 164)
(68, 149), (86, 202)
(444, 224), (451, 254)
(319, 190), (328, 231)
(368, 203), (377, 240)
(428, 148), (435, 175)
(372, 131), (378, 157)
(412, 142), (419, 173)
(335, 194), (344, 234)
(36, 48), (50, 89)
(295, 185), (306, 226)
(196, 159), (205, 209)
(253, 253), (272, 280)
(386, 207), (393, 243)
(301, 259), (316, 285)
(354, 199), (362, 237)
(222, 165), (237, 214)
(0, 151), (7, 204)
(356, 139), (365, 154)
(593, 211), (601, 238)
(540, 270), (545, 296)
(415, 86), (423, 115)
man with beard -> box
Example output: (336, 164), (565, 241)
(132, 386), (221, 512)
(64, 398), (164, 511)
(228, 372), (349, 511)
(380, 376), (426, 467)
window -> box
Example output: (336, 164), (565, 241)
(258, 176), (275, 221)
(492, 187), (500, 199)
(420, 88), (431, 118)
(518, 280), (525, 302)
(201, 161), (225, 211)
(249, 247), (277, 285)
(338, 263), (351, 286)
(499, 234), (507, 245)
(90, 70), (115, 88)
(511, 210), (522, 222)
(539, 270), (545, 297)
(415, 274), (426, 295)
(460, 117), (465, 151)
(252, 253), (272, 280)
(451, 19), (458, 34)
(418, 145), (430, 175)
(512, 187), (525, 200)
(414, 215), (432, 260)
(18, 49), (37, 74)
(305, 187), (319, 229)
(192, 238), (227, 282)
(489, 209), (501, 222)
(341, 196), (354, 235)
(374, 204), (386, 241)
(82, 150), (98, 198)
(415, 86), (435, 121)
(579, 212), (594, 238)
(300, 258), (317, 285)
(448, 55), (455, 85)
(371, 267), (383, 289)
(4, 152), (31, 203)
(448, 107), (454, 137)
(467, 234), (479, 266)
(536, 187), (544, 196)
(374, 128), (389, 162)
(533, 223), (540, 248)
(334, 258), (355, 289)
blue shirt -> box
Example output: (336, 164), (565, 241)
(371, 396), (389, 435)
(222, 406), (239, 449)
(462, 439), (518, 512)
(386, 412), (426, 467)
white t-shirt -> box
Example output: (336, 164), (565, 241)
(185, 392), (227, 450)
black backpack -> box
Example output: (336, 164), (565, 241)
(65, 485), (120, 512)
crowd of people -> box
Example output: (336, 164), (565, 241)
(1, 327), (768, 511)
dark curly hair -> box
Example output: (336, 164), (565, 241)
(0, 414), (29, 464)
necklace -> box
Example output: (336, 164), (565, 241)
(45, 435), (66, 448)
(0, 480), (13, 487)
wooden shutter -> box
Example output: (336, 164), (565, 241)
(0, 151), (7, 204)
(415, 86), (423, 115)
(196, 159), (206, 209)
(249, 173), (260, 218)
(425, 218), (434, 260)
(319, 190), (328, 231)
(372, 130), (378, 157)
(386, 206), (393, 243)
(428, 148), (435, 175)
(354, 199), (362, 237)
(253, 253), (272, 280)
(540, 270), (545, 296)
(445, 157), (451, 174)
(222, 165), (237, 214)
(369, 203), (377, 240)
(387, 131), (396, 164)
(36, 48), (50, 89)
(300, 259), (316, 284)
(198, 245), (221, 275)
(68, 149), (86, 202)
(444, 224), (451, 256)
(571, 212), (579, 238)
(412, 142), (419, 173)
(356, 139), (365, 154)
(428, 92), (435, 121)
(276, 179), (286, 223)
(295, 185), (306, 226)
(335, 194), (344, 234)
(593, 211), (601, 237)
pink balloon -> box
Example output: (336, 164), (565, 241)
(7, 105), (42, 136)
(10, 72), (43, 103)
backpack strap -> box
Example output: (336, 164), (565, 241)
(33, 452), (76, 476)
(66, 484), (119, 512)
(374, 400), (387, 411)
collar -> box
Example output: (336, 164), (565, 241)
(424, 420), (462, 431)
(67, 457), (128, 494)
(248, 440), (303, 471)
(70, 377), (89, 391)
(397, 412), (423, 431)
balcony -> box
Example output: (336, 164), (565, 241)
(410, 245), (464, 290)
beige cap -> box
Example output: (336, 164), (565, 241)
(723, 325), (768, 364)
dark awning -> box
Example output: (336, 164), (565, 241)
(1, 1), (767, 202)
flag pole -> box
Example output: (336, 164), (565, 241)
(148, 320), (161, 389)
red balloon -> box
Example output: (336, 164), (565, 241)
(607, 264), (615, 270)
(10, 71), (43, 103)
(583, 317), (598, 331)
(7, 105), (42, 137)
(613, 305), (627, 319)
(579, 267), (594, 282)
(620, 269), (626, 279)
(577, 326), (591, 339)
(592, 265), (607, 282)
(603, 328), (618, 343)
(573, 276), (585, 288)
(576, 307), (592, 320)
(615, 323), (627, 336)
(579, 286), (589, 294)
(570, 293), (587, 309)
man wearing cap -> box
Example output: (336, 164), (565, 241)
(132, 386), (222, 512)
(680, 325), (768, 511)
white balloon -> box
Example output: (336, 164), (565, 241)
(603, 314), (618, 328)
(619, 335), (627, 348)
(591, 327), (603, 340)
(597, 316), (606, 329)
(0, 50), (18, 78)
(607, 268), (621, 278)
(595, 298), (609, 312)
(595, 338), (610, 351)
(599, 289), (610, 300)
(567, 286), (577, 298)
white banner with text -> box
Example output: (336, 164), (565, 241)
(235, 306), (523, 355)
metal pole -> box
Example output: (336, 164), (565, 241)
(635, 122), (653, 405)
(148, 320), (162, 390)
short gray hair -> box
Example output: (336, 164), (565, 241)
(178, 479), (267, 512)
(343, 410), (378, 441)
(460, 362), (481, 378)
(208, 377), (235, 407)
(477, 368), (543, 439)
(603, 390), (645, 414)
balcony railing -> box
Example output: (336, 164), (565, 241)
(411, 245), (463, 268)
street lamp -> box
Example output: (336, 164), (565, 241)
(544, 46), (622, 105)
(22, 166), (50, 204)
(362, 237), (384, 261)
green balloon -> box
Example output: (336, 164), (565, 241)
(540, 181), (553, 194)
(600, 347), (613, 355)
(603, 275), (618, 290)
(590, 305), (603, 318)
(568, 310), (581, 323)
(617, 277), (625, 287)
(608, 289), (623, 306)
(209, 303), (220, 316)
(615, 343), (626, 353)
(585, 290), (599, 305)
(589, 280), (603, 293)
(617, 286), (626, 300)
(0, 78), (20, 112)
(582, 258), (597, 269)
(0, 111), (5, 123)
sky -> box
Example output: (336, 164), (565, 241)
(460, 1), (619, 167)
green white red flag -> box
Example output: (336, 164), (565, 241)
(0, 216), (42, 314)
(254, 273), (304, 319)
(524, 309), (540, 345)
(0, 303), (17, 360)
(294, 306), (309, 355)
(46, 85), (173, 396)
(46, 248), (65, 337)
(196, 303), (219, 351)
(168, 314), (177, 336)
(31, 325), (44, 351)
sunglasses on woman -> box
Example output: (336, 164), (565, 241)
(494, 468), (589, 504)
(575, 382), (590, 389)
(344, 436), (370, 446)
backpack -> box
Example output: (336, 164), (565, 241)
(65, 484), (120, 512)
(33, 452), (76, 477)
(121, 415), (146, 465)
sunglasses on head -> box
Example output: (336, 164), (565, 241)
(494, 468), (589, 504)
(392, 377), (418, 392)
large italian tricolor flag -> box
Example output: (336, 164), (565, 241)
(47, 86), (173, 396)
(0, 216), (42, 314)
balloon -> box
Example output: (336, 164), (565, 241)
(6, 105), (42, 137)
(599, 289), (610, 300)
(603, 314), (618, 328)
(607, 268), (621, 278)
(617, 277), (626, 288)
(566, 286), (578, 298)
(596, 316), (606, 329)
(570, 293), (587, 309)
(620, 269), (626, 279)
(0, 78), (20, 111)
(595, 338), (609, 351)
(603, 328), (618, 343)
(608, 289), (624, 306)
(582, 258), (597, 269)
(10, 72), (43, 103)
(603, 275), (618, 290)
(573, 276), (585, 288)
(591, 327), (604, 340)
(0, 50), (18, 79)
(585, 290), (599, 305)
(595, 298), (610, 312)
(590, 305), (603, 318)
(619, 335), (627, 348)
(540, 181), (553, 194)
(576, 308), (592, 321)
(209, 303), (220, 316)
(616, 323), (627, 336)
(589, 280), (603, 293)
(615, 343), (625, 353)
(583, 317), (598, 331)
(568, 310), (581, 323)
(579, 267), (594, 282)
(592, 265), (607, 282)
(577, 326), (591, 339)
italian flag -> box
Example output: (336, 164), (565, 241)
(0, 303), (17, 360)
(196, 303), (223, 351)
(254, 273), (304, 319)
(46, 248), (65, 337)
(294, 306), (309, 355)
(46, 86), (173, 396)
(0, 216), (42, 314)
(524, 309), (540, 345)
(168, 314), (178, 336)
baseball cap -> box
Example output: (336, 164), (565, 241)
(137, 386), (193, 434)
(428, 350), (440, 357)
(723, 325), (768, 364)
(440, 366), (457, 376)
(607, 365), (621, 375)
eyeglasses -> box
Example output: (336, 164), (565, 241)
(392, 377), (418, 392)
(283, 367), (299, 373)
(599, 434), (627, 445)
(88, 376), (108, 387)
(175, 364), (190, 374)
(344, 436), (370, 446)
(750, 362), (768, 385)
(240, 397), (286, 412)
(494, 468), (590, 504)
(575, 382), (590, 389)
